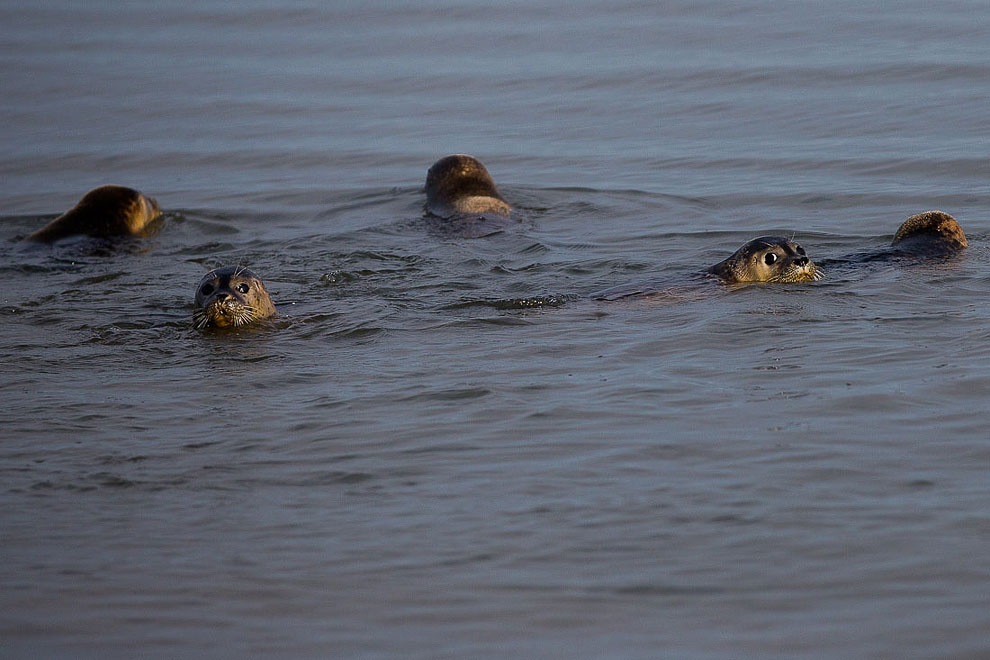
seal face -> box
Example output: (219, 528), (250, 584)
(193, 266), (276, 330)
(425, 154), (511, 219)
(891, 210), (967, 255)
(707, 236), (822, 284)
(26, 185), (162, 242)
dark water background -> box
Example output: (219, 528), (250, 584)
(3, 1), (990, 657)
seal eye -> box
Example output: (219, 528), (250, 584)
(764, 253), (778, 265)
(200, 283), (214, 296)
(236, 283), (250, 294)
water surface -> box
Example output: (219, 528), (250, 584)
(3, 1), (990, 658)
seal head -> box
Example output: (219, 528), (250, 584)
(26, 185), (162, 242)
(891, 210), (967, 255)
(425, 154), (511, 219)
(193, 266), (277, 330)
(707, 236), (822, 284)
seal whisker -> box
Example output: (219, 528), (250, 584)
(232, 306), (258, 327)
(192, 310), (210, 330)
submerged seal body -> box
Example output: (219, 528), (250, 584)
(425, 154), (511, 219)
(26, 185), (162, 242)
(707, 236), (822, 284)
(193, 266), (276, 330)
(890, 210), (967, 255)
(823, 210), (968, 268)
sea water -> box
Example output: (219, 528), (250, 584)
(2, 1), (990, 657)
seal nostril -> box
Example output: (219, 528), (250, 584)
(794, 256), (808, 266)
(215, 293), (228, 302)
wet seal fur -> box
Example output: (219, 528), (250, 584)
(26, 185), (162, 242)
(193, 266), (276, 330)
(823, 210), (968, 268)
(707, 236), (822, 284)
(425, 154), (511, 219)
(890, 210), (967, 255)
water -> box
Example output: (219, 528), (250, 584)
(3, 1), (990, 657)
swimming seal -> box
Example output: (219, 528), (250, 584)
(822, 210), (968, 268)
(596, 235), (821, 300)
(890, 210), (967, 255)
(707, 236), (822, 284)
(425, 154), (511, 219)
(25, 185), (162, 242)
(193, 266), (276, 330)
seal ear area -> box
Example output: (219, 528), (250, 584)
(891, 210), (967, 252)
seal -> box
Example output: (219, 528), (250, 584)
(890, 210), (967, 255)
(596, 235), (821, 300)
(25, 185), (162, 242)
(425, 154), (511, 219)
(821, 210), (968, 268)
(193, 266), (276, 330)
(707, 236), (822, 284)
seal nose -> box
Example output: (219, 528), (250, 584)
(794, 256), (809, 267)
(215, 293), (228, 302)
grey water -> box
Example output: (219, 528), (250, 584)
(3, 1), (990, 657)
